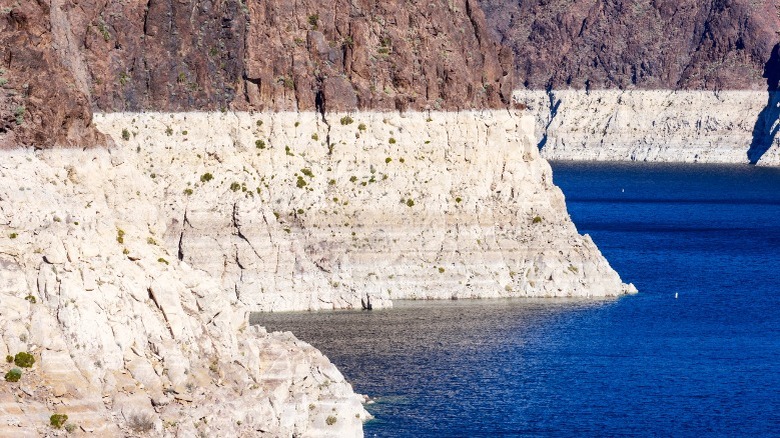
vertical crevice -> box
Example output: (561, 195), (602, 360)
(537, 86), (561, 151)
(747, 43), (780, 164)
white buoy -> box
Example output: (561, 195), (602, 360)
(675, 292), (678, 299)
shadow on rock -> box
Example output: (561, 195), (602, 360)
(748, 43), (780, 164)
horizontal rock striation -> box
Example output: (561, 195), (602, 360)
(515, 89), (780, 166)
(92, 110), (634, 311)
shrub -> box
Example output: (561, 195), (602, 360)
(5, 355), (12, 363)
(532, 216), (542, 224)
(157, 258), (169, 265)
(296, 176), (307, 189)
(406, 199), (415, 207)
(255, 139), (266, 149)
(230, 182), (241, 192)
(388, 137), (396, 144)
(308, 14), (319, 29)
(14, 352), (35, 368)
(182, 130), (188, 135)
(127, 412), (154, 432)
(326, 416), (337, 426)
(300, 168), (314, 178)
(14, 106), (25, 125)
(50, 414), (68, 429)
(24, 295), (36, 304)
(455, 197), (462, 203)
(183, 188), (193, 196)
(385, 157), (392, 163)
(311, 133), (319, 141)
(349, 176), (357, 183)
(438, 267), (445, 273)
(116, 229), (125, 244)
(5, 368), (21, 382)
(165, 127), (173, 136)
(9, 232), (17, 239)
(340, 116), (354, 125)
(200, 173), (213, 183)
(357, 123), (367, 131)
(121, 129), (130, 140)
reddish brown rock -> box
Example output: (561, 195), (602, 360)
(0, 2), (108, 148)
(480, 0), (780, 90)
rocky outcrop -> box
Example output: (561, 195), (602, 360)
(514, 89), (780, 165)
(481, 0), (780, 90)
(93, 110), (634, 311)
(0, 2), (109, 148)
(0, 147), (369, 436)
(1, 0), (515, 148)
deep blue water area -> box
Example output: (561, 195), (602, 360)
(254, 162), (780, 437)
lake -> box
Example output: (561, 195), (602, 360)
(253, 162), (780, 436)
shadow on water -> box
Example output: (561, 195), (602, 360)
(747, 43), (780, 164)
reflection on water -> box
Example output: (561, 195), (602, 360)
(251, 299), (613, 437)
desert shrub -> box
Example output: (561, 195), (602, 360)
(385, 157), (392, 163)
(5, 355), (12, 363)
(340, 116), (354, 125)
(24, 295), (36, 304)
(532, 216), (542, 224)
(326, 416), (337, 426)
(406, 199), (415, 207)
(455, 197), (462, 203)
(157, 258), (169, 265)
(230, 182), (241, 192)
(116, 229), (125, 244)
(183, 188), (193, 196)
(165, 127), (173, 136)
(255, 139), (266, 149)
(200, 173), (213, 183)
(300, 168), (314, 178)
(127, 412), (155, 432)
(296, 176), (307, 189)
(388, 137), (396, 144)
(311, 133), (319, 141)
(14, 352), (35, 368)
(121, 129), (130, 140)
(358, 123), (367, 131)
(50, 414), (68, 429)
(5, 368), (21, 382)
(9, 232), (17, 239)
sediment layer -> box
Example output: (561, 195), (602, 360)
(515, 90), (780, 165)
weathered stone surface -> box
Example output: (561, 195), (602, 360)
(481, 0), (780, 90)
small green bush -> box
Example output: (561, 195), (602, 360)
(255, 139), (266, 149)
(438, 267), (445, 273)
(532, 216), (542, 224)
(308, 14), (319, 29)
(385, 157), (392, 163)
(183, 188), (193, 196)
(5, 355), (12, 363)
(340, 116), (354, 125)
(358, 123), (367, 131)
(389, 137), (396, 144)
(116, 229), (125, 244)
(5, 368), (21, 382)
(326, 415), (337, 425)
(9, 232), (17, 239)
(230, 182), (241, 192)
(14, 351), (35, 368)
(121, 129), (130, 141)
(50, 414), (68, 429)
(200, 173), (214, 183)
(157, 258), (169, 265)
(165, 127), (173, 136)
(296, 176), (307, 189)
(311, 133), (319, 141)
(406, 199), (415, 207)
(300, 168), (314, 178)
(455, 197), (462, 203)
(24, 295), (36, 304)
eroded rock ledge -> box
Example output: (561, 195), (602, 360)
(0, 110), (632, 436)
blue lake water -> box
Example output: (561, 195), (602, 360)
(254, 162), (780, 437)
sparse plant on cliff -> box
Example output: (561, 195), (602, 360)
(157, 257), (169, 265)
(326, 416), (337, 425)
(311, 133), (319, 141)
(96, 20), (110, 41)
(340, 116), (354, 125)
(14, 352), (35, 368)
(385, 157), (392, 163)
(126, 412), (153, 431)
(165, 127), (173, 136)
(24, 294), (36, 304)
(285, 145), (294, 156)
(121, 129), (130, 141)
(5, 368), (21, 382)
(358, 123), (367, 131)
(389, 137), (396, 144)
(300, 168), (314, 178)
(455, 197), (462, 203)
(118, 71), (130, 86)
(438, 267), (445, 273)
(532, 216), (543, 224)
(568, 265), (579, 273)
(308, 14), (319, 30)
(9, 232), (17, 239)
(50, 414), (68, 429)
(147, 237), (158, 245)
(200, 173), (214, 183)
(0, 78), (7, 87)
(255, 139), (266, 149)
(183, 188), (193, 196)
(230, 182), (241, 192)
(64, 423), (77, 433)
(14, 106), (25, 125)
(406, 199), (415, 207)
(5, 355), (12, 363)
(349, 176), (357, 183)
(278, 76), (295, 90)
(296, 176), (307, 189)
(116, 229), (125, 244)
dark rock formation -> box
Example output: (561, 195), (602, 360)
(480, 0), (780, 90)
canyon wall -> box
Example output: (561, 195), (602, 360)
(515, 89), (780, 165)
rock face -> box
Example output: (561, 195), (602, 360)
(0, 2), (109, 148)
(0, 147), (369, 436)
(1, 0), (514, 147)
(515, 89), (780, 165)
(0, 110), (632, 434)
(93, 110), (634, 311)
(480, 0), (780, 90)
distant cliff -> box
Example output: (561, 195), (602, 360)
(480, 0), (780, 90)
(0, 0), (514, 148)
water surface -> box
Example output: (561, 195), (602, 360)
(254, 162), (780, 436)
